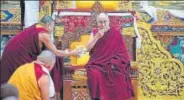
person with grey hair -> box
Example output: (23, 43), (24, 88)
(0, 83), (19, 100)
(1, 15), (77, 84)
(8, 50), (57, 100)
(85, 13), (134, 100)
(1, 15), (77, 100)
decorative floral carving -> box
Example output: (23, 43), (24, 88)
(154, 10), (184, 25)
(118, 1), (132, 11)
(39, 1), (52, 20)
(91, 1), (104, 13)
(54, 1), (72, 10)
(154, 35), (174, 48)
(137, 22), (184, 98)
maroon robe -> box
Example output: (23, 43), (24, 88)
(1, 24), (47, 84)
(51, 57), (63, 93)
(1, 24), (63, 93)
(86, 27), (134, 100)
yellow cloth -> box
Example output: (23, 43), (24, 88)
(36, 23), (44, 28)
(74, 45), (90, 66)
(77, 52), (90, 66)
(8, 62), (41, 100)
(70, 35), (90, 65)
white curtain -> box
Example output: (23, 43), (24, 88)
(24, 1), (39, 28)
(140, 1), (184, 22)
(133, 16), (142, 49)
(168, 10), (184, 19)
(140, 1), (158, 23)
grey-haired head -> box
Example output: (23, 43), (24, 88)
(37, 50), (56, 69)
(40, 15), (54, 24)
(96, 13), (110, 30)
(0, 83), (19, 100)
(40, 15), (55, 33)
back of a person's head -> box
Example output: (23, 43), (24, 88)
(0, 84), (19, 100)
(40, 15), (54, 24)
(37, 50), (56, 66)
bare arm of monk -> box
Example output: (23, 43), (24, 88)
(39, 33), (77, 57)
(38, 74), (50, 100)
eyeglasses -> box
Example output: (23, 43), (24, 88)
(97, 20), (109, 24)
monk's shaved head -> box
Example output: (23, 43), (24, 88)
(37, 50), (56, 67)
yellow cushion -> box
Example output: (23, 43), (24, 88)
(69, 35), (90, 80)
(76, 1), (119, 11)
(69, 35), (90, 66)
(72, 69), (87, 80)
(77, 52), (90, 66)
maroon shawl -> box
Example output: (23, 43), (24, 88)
(51, 57), (63, 93)
(0, 24), (47, 84)
(86, 27), (134, 100)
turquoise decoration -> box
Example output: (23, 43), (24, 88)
(167, 37), (184, 65)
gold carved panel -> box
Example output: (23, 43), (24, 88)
(54, 1), (73, 10)
(39, 1), (52, 20)
(137, 22), (184, 100)
(53, 1), (132, 11)
(154, 35), (174, 48)
(118, 1), (132, 11)
(154, 10), (184, 25)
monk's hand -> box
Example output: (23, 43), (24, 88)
(70, 49), (78, 56)
(66, 49), (77, 56)
(64, 49), (70, 56)
(104, 26), (110, 32)
(97, 29), (105, 38)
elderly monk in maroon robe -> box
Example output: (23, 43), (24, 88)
(84, 13), (134, 100)
(1, 15), (77, 99)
